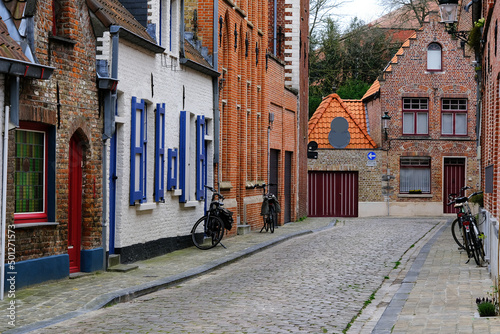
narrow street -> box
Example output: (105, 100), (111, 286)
(29, 218), (441, 334)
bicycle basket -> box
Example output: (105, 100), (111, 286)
(220, 208), (234, 230)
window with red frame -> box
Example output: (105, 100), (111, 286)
(14, 128), (47, 222)
(400, 157), (431, 194)
(402, 98), (429, 135)
(441, 98), (467, 136)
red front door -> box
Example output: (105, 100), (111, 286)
(443, 158), (466, 214)
(68, 135), (83, 273)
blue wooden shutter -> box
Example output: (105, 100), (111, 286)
(130, 97), (146, 205)
(167, 148), (178, 190)
(155, 103), (166, 202)
(179, 111), (187, 203)
(196, 115), (206, 200)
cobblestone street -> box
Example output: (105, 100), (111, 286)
(29, 218), (440, 334)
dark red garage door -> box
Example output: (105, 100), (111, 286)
(308, 171), (358, 217)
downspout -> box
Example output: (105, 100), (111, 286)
(101, 25), (120, 271)
(213, 0), (220, 191)
(0, 106), (9, 300)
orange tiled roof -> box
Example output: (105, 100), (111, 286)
(308, 94), (377, 149)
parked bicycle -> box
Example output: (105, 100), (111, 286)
(254, 183), (280, 233)
(191, 185), (234, 250)
(448, 186), (485, 265)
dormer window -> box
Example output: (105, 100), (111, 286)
(427, 43), (442, 71)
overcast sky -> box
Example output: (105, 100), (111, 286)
(336, 0), (386, 28)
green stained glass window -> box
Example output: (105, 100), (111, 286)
(15, 130), (45, 213)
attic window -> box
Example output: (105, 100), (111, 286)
(427, 43), (442, 71)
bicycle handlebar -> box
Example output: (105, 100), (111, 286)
(204, 185), (224, 200)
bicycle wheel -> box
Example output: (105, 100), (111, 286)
(451, 218), (465, 250)
(269, 208), (275, 233)
(467, 228), (483, 266)
(191, 215), (224, 250)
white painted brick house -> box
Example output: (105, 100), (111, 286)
(88, 0), (217, 263)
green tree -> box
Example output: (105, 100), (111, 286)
(309, 17), (397, 118)
(337, 79), (371, 99)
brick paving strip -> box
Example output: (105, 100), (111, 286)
(1, 218), (335, 334)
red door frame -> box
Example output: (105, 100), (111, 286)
(68, 135), (83, 273)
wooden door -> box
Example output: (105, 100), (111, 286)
(308, 171), (358, 217)
(443, 158), (465, 214)
(68, 135), (83, 273)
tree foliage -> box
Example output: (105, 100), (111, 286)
(309, 18), (398, 118)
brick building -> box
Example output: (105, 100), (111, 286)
(473, 0), (500, 283)
(194, 0), (308, 231)
(364, 11), (479, 216)
(1, 0), (103, 289)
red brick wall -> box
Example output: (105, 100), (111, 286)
(6, 0), (102, 262)
(481, 1), (500, 219)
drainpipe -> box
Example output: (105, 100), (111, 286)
(213, 0), (220, 190)
(0, 106), (9, 300)
(100, 26), (120, 271)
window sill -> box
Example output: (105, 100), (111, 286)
(439, 136), (471, 140)
(220, 181), (232, 190)
(136, 202), (156, 211)
(183, 201), (198, 208)
(398, 194), (433, 198)
(14, 222), (59, 229)
(49, 35), (77, 46)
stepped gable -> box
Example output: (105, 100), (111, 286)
(86, 0), (157, 45)
(363, 31), (418, 100)
(308, 94), (376, 149)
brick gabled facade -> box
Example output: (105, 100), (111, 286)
(364, 11), (479, 216)
(2, 0), (103, 289)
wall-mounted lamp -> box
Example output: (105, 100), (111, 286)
(381, 111), (391, 141)
(269, 112), (275, 129)
(438, 0), (470, 42)
(219, 78), (226, 91)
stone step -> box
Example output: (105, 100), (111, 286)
(237, 224), (251, 235)
(108, 254), (121, 267)
(107, 264), (139, 273)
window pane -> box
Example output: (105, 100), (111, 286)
(442, 113), (453, 134)
(416, 112), (428, 134)
(400, 168), (431, 193)
(403, 112), (414, 134)
(15, 130), (44, 213)
(428, 49), (441, 70)
(455, 113), (467, 135)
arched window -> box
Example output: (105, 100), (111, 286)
(427, 43), (442, 71)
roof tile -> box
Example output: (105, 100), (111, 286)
(308, 94), (377, 149)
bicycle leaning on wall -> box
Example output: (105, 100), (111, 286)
(191, 185), (234, 250)
(447, 186), (485, 266)
(254, 183), (280, 233)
